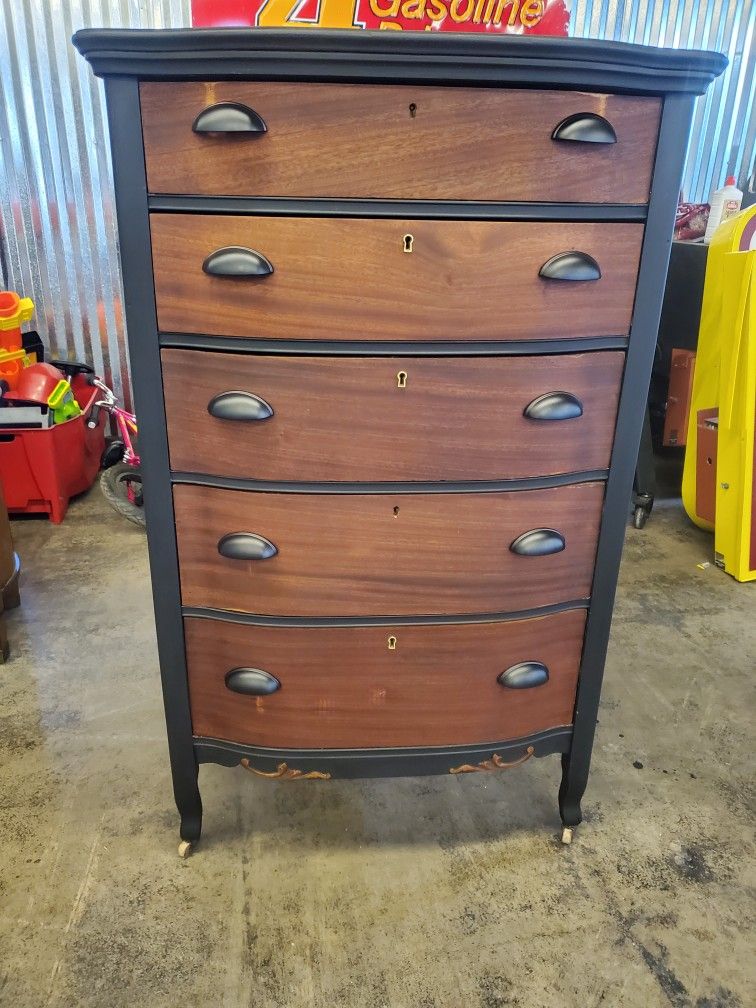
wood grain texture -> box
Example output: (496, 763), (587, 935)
(163, 349), (624, 481)
(151, 214), (644, 342)
(140, 82), (660, 204)
(173, 482), (604, 616)
(185, 609), (585, 749)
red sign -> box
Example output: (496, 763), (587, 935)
(192, 0), (570, 35)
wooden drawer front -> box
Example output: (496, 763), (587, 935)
(151, 215), (643, 343)
(141, 82), (659, 204)
(163, 349), (624, 482)
(173, 483), (604, 617)
(185, 609), (585, 749)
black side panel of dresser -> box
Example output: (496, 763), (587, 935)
(104, 78), (201, 837)
(559, 93), (696, 821)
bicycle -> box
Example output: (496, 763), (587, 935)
(87, 376), (145, 528)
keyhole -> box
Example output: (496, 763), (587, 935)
(393, 506), (400, 517)
(403, 234), (414, 254)
(409, 102), (417, 118)
(387, 635), (397, 651)
(397, 370), (408, 389)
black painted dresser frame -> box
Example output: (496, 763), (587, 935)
(74, 29), (726, 847)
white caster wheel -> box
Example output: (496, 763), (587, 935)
(561, 827), (573, 845)
(178, 840), (193, 859)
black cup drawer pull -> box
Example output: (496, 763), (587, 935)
(208, 391), (274, 422)
(552, 113), (617, 145)
(510, 529), (566, 557)
(524, 392), (584, 421)
(192, 102), (267, 135)
(539, 251), (601, 282)
(218, 532), (278, 561)
(202, 247), (274, 278)
(498, 661), (550, 689)
(225, 667), (281, 696)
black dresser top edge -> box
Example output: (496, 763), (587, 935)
(72, 28), (726, 96)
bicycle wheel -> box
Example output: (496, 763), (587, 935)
(100, 463), (146, 528)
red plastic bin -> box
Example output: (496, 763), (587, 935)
(0, 375), (106, 523)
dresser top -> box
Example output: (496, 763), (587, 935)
(73, 28), (725, 97)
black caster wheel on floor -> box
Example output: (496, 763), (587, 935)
(632, 491), (654, 529)
(632, 504), (649, 529)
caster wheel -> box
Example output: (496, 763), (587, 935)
(561, 827), (574, 845)
(178, 840), (193, 859)
(632, 505), (649, 529)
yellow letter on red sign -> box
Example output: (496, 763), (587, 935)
(256, 0), (360, 28)
(520, 0), (544, 27)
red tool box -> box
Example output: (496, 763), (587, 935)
(0, 364), (106, 524)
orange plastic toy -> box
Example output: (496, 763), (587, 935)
(0, 348), (30, 390)
(0, 291), (35, 353)
(0, 291), (36, 390)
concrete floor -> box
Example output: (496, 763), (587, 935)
(0, 488), (753, 1008)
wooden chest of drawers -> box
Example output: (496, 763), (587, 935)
(75, 28), (725, 855)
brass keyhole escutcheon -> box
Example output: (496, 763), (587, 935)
(403, 234), (414, 253)
(397, 370), (408, 389)
(387, 635), (397, 651)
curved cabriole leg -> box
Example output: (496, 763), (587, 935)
(176, 764), (202, 858)
(558, 752), (585, 844)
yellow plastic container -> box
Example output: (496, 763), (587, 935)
(714, 251), (756, 581)
(682, 204), (756, 581)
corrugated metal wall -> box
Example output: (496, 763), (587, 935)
(0, 1), (753, 407)
(0, 0), (191, 410)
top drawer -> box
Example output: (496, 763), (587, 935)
(140, 82), (660, 204)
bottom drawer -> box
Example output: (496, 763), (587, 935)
(185, 609), (586, 749)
